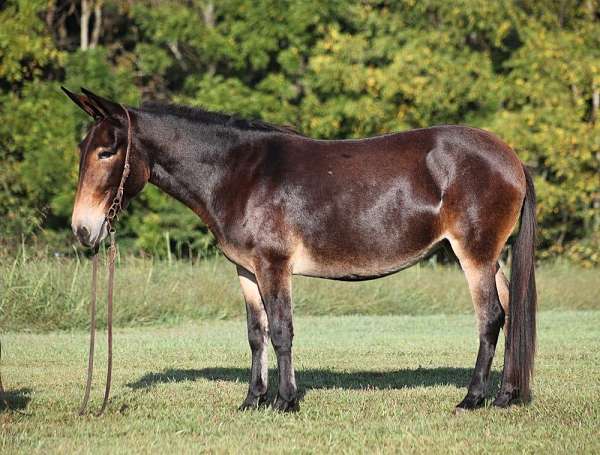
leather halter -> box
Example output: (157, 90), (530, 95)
(79, 104), (132, 416)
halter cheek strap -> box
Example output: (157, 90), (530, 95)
(79, 104), (132, 416)
(106, 105), (133, 232)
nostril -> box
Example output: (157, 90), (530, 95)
(77, 225), (90, 243)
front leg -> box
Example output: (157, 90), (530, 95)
(237, 266), (269, 410)
(255, 258), (298, 412)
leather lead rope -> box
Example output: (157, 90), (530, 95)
(79, 104), (132, 416)
(97, 232), (115, 416)
(78, 253), (98, 415)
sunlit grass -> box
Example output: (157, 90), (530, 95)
(1, 312), (599, 453)
(2, 248), (598, 452)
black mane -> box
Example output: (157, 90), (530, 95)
(140, 101), (302, 136)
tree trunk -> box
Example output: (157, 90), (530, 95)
(202, 2), (216, 75)
(90, 2), (102, 49)
(591, 86), (599, 124)
(81, 0), (91, 50)
(45, 0), (55, 31)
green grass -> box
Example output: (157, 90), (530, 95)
(2, 311), (599, 453)
(1, 251), (599, 331)
(2, 252), (599, 452)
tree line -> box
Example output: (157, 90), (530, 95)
(1, 0), (598, 265)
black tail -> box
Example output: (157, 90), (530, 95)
(507, 166), (537, 401)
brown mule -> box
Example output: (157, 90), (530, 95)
(63, 87), (536, 412)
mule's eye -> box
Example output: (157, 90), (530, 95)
(97, 148), (116, 159)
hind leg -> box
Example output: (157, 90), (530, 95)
(492, 263), (523, 407)
(495, 264), (509, 336)
(451, 241), (504, 412)
(493, 263), (522, 407)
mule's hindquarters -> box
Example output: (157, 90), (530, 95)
(445, 163), (536, 411)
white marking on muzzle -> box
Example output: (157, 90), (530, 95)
(72, 204), (108, 247)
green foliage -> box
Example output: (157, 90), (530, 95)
(0, 0), (598, 264)
(0, 0), (63, 83)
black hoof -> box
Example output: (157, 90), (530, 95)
(272, 394), (299, 412)
(493, 389), (519, 408)
(238, 393), (267, 411)
(454, 394), (484, 414)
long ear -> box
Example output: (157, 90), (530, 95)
(61, 86), (104, 120)
(80, 87), (123, 119)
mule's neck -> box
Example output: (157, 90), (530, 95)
(136, 110), (273, 241)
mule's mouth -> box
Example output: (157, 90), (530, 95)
(93, 219), (109, 248)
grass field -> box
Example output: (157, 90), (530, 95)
(1, 253), (599, 453)
(1, 312), (599, 453)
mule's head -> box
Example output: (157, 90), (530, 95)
(62, 87), (149, 249)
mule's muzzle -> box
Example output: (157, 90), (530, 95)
(75, 225), (91, 246)
(72, 215), (108, 250)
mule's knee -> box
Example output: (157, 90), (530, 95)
(248, 319), (269, 352)
(269, 320), (293, 354)
(480, 298), (504, 339)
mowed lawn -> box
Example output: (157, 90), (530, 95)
(2, 311), (599, 453)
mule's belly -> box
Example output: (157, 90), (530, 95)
(291, 239), (442, 281)
(288, 193), (444, 280)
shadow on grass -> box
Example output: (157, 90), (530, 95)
(128, 367), (501, 393)
(0, 388), (32, 412)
